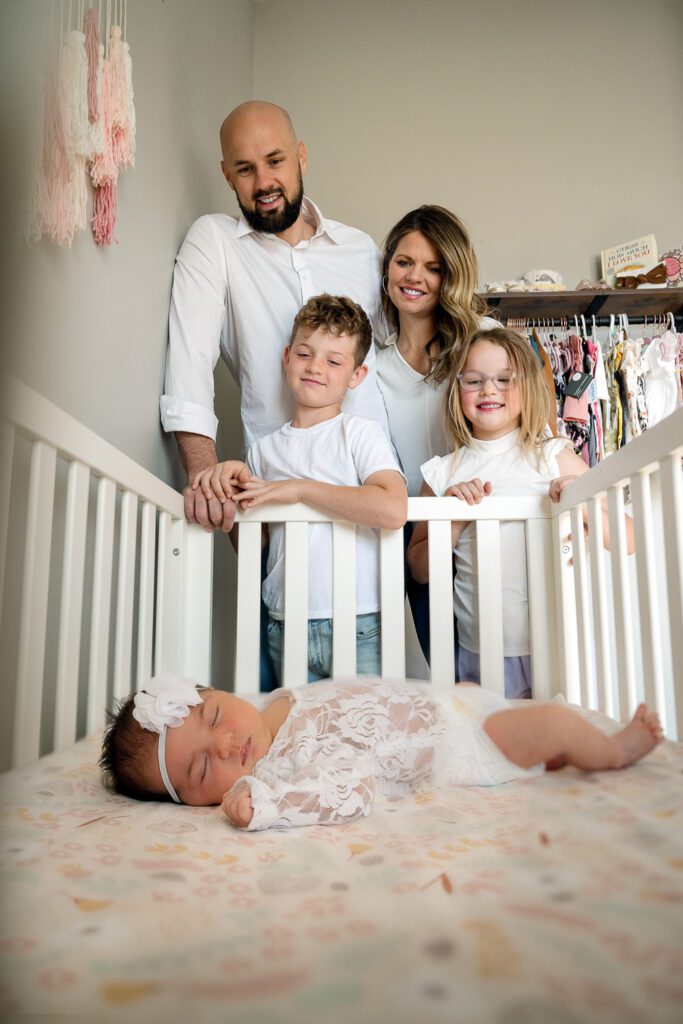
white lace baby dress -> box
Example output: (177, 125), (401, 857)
(231, 679), (543, 830)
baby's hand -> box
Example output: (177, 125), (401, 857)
(222, 781), (254, 829)
(548, 475), (579, 503)
(445, 479), (492, 505)
(192, 461), (251, 505)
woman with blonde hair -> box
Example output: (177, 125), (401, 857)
(376, 205), (499, 661)
(407, 327), (634, 696)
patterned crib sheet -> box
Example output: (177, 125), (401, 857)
(1, 704), (682, 1024)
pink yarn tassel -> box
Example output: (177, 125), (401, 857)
(84, 7), (100, 123)
(92, 179), (117, 246)
(90, 58), (117, 186)
(41, 44), (85, 247)
(110, 25), (135, 169)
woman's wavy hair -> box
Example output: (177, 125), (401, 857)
(381, 205), (489, 385)
(445, 327), (552, 462)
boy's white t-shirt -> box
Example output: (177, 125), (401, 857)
(247, 413), (405, 620)
(420, 429), (571, 656)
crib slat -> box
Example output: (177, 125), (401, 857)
(112, 491), (138, 701)
(380, 527), (406, 678)
(234, 521), (263, 693)
(551, 510), (580, 704)
(54, 461), (90, 750)
(607, 485), (638, 720)
(631, 470), (666, 721)
(136, 501), (156, 687)
(659, 453), (683, 740)
(570, 505), (594, 709)
(283, 521), (309, 687)
(526, 518), (556, 701)
(0, 422), (15, 624)
(87, 477), (116, 733)
(428, 519), (455, 688)
(13, 441), (57, 767)
(476, 520), (505, 697)
(587, 496), (613, 717)
(154, 510), (172, 677)
(332, 521), (357, 677)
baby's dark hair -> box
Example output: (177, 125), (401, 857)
(99, 696), (170, 802)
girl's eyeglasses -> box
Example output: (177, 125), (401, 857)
(456, 372), (522, 392)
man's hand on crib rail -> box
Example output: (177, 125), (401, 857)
(191, 460), (252, 533)
(222, 781), (254, 829)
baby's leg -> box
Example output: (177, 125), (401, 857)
(483, 703), (663, 772)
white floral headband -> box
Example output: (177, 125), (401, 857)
(132, 675), (203, 803)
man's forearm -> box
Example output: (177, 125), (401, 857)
(175, 432), (219, 480)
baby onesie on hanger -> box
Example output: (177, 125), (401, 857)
(643, 330), (678, 425)
(234, 678), (543, 830)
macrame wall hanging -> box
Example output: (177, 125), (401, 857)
(28, 0), (136, 248)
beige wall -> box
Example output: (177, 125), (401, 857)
(0, 0), (253, 696)
(253, 0), (683, 287)
(1, 0), (251, 483)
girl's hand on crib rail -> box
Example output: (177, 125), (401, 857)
(445, 479), (492, 505)
(548, 475), (579, 503)
(222, 782), (254, 828)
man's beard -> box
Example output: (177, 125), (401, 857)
(238, 171), (304, 234)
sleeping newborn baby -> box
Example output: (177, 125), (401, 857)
(100, 675), (663, 831)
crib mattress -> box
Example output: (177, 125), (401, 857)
(1, 704), (682, 1024)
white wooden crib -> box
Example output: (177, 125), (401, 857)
(2, 376), (682, 1023)
(2, 376), (681, 769)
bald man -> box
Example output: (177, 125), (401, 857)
(161, 101), (389, 531)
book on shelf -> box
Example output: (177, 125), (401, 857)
(601, 234), (658, 285)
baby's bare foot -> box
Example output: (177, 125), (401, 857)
(612, 704), (663, 767)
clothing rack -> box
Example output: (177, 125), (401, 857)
(500, 314), (683, 329)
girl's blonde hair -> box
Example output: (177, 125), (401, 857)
(445, 328), (552, 460)
(381, 206), (489, 385)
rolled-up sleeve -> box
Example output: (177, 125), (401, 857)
(160, 216), (228, 439)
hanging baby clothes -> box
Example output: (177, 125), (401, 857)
(562, 334), (591, 456)
(602, 334), (624, 456)
(643, 330), (679, 425)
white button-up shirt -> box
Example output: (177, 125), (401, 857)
(161, 198), (390, 451)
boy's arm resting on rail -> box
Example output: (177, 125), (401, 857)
(407, 481), (481, 584)
(232, 469), (408, 531)
(222, 758), (377, 831)
(550, 449), (635, 555)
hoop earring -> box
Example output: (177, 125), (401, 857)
(381, 274), (389, 297)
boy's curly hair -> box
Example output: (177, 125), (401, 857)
(99, 696), (170, 802)
(290, 293), (372, 367)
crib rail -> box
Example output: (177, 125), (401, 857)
(233, 495), (559, 699)
(1, 378), (213, 769)
(552, 407), (683, 740)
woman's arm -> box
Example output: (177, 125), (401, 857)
(233, 469), (408, 531)
(551, 449), (635, 555)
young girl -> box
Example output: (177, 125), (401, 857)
(375, 205), (500, 661)
(100, 674), (662, 831)
(407, 327), (635, 698)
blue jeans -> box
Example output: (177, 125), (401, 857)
(267, 612), (382, 684)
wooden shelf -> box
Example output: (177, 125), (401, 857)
(479, 288), (683, 320)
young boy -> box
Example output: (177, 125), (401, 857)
(100, 674), (664, 829)
(193, 294), (407, 684)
